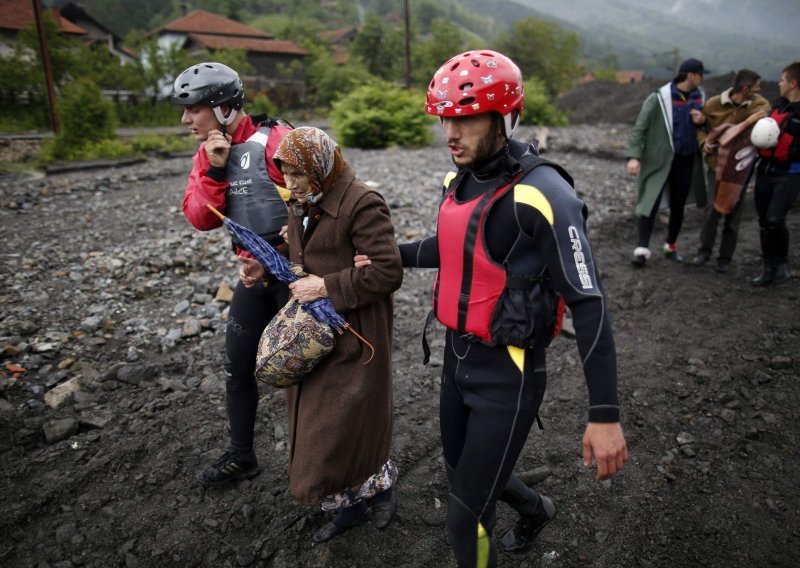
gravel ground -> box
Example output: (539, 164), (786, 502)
(1, 124), (798, 568)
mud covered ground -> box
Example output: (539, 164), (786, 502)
(1, 125), (798, 568)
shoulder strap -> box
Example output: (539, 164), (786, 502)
(515, 151), (574, 188)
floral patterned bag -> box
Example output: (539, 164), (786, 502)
(255, 299), (336, 388)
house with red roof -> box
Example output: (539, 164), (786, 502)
(59, 2), (136, 65)
(0, 0), (86, 57)
(152, 10), (310, 101)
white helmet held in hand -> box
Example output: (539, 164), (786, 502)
(750, 117), (780, 149)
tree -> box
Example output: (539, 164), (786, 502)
(302, 43), (375, 110)
(496, 18), (581, 96)
(349, 14), (403, 81)
(412, 19), (465, 87)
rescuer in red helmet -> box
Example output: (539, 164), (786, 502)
(367, 50), (629, 567)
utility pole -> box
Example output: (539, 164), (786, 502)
(403, 0), (411, 89)
(32, 0), (59, 133)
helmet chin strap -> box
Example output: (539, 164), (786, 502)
(213, 106), (237, 136)
(503, 112), (519, 139)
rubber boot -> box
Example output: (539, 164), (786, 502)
(771, 263), (792, 285)
(751, 261), (778, 286)
(497, 476), (555, 554)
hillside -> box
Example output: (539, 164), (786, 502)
(512, 0), (793, 78)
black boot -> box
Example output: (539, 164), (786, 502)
(772, 263), (792, 285)
(497, 476), (556, 554)
(751, 262), (777, 286)
(370, 485), (397, 529)
(498, 495), (556, 553)
(312, 501), (370, 544)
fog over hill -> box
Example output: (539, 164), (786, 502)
(512, 0), (794, 78)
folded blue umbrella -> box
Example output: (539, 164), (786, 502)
(207, 204), (374, 362)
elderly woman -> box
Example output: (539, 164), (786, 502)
(239, 127), (403, 543)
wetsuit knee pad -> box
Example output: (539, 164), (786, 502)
(446, 493), (497, 568)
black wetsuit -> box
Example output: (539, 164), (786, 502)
(400, 140), (619, 567)
(755, 98), (800, 265)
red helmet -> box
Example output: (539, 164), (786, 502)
(425, 50), (524, 137)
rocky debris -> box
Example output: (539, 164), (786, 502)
(0, 132), (798, 568)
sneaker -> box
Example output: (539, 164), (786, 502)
(689, 254), (709, 267)
(196, 451), (260, 488)
(713, 259), (731, 273)
(631, 246), (650, 268)
(499, 495), (556, 554)
(663, 243), (683, 263)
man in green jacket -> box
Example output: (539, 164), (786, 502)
(626, 58), (709, 267)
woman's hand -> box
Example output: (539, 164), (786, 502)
(238, 255), (265, 288)
(354, 253), (371, 268)
(289, 274), (327, 303)
(279, 224), (288, 243)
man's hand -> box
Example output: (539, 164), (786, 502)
(626, 158), (641, 176)
(690, 109), (706, 126)
(582, 422), (629, 480)
(238, 255), (265, 288)
(279, 224), (288, 243)
(289, 274), (327, 303)
(205, 129), (232, 168)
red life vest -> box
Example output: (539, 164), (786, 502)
(758, 106), (795, 161)
(432, 172), (564, 347)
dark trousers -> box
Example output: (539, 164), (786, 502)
(754, 173), (800, 263)
(698, 169), (748, 261)
(440, 330), (547, 568)
(638, 153), (694, 248)
(224, 280), (289, 458)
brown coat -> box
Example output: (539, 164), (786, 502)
(284, 163), (403, 504)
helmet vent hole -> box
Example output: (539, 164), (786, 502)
(429, 79), (436, 89)
(449, 62), (460, 71)
(458, 97), (476, 106)
(193, 68), (199, 74)
(459, 82), (473, 91)
(471, 60), (480, 67)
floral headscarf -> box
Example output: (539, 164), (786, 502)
(274, 126), (345, 196)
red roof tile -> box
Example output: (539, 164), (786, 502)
(161, 9), (272, 39)
(188, 33), (309, 56)
(319, 26), (356, 44)
(0, 0), (86, 35)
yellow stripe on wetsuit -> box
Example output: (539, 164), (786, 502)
(514, 184), (554, 226)
(477, 523), (490, 567)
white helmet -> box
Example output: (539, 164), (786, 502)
(750, 117), (780, 149)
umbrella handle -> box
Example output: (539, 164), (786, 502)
(344, 325), (375, 365)
(207, 203), (226, 221)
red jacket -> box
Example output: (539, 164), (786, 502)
(182, 114), (291, 231)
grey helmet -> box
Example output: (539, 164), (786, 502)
(171, 62), (244, 127)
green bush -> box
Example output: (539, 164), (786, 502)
(39, 137), (129, 163)
(330, 83), (434, 149)
(114, 101), (179, 127)
(520, 77), (569, 127)
(38, 132), (195, 165)
(58, 78), (117, 145)
(248, 94), (276, 118)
